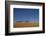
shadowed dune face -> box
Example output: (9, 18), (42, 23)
(14, 22), (39, 28)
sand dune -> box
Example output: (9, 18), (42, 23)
(14, 22), (39, 28)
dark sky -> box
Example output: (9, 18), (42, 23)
(13, 8), (39, 22)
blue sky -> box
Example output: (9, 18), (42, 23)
(13, 8), (39, 22)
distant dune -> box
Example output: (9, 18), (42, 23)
(14, 22), (39, 28)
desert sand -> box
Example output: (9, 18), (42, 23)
(14, 22), (39, 28)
